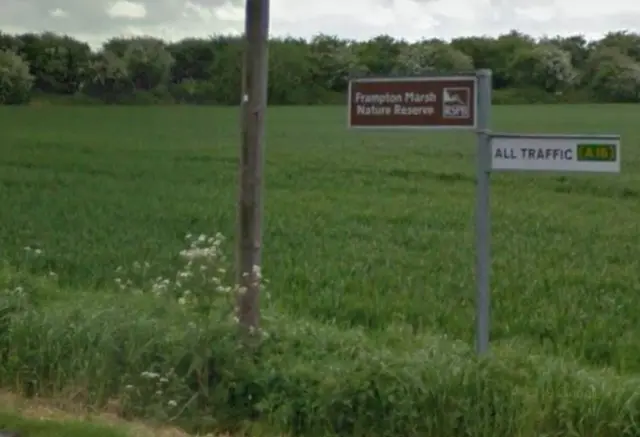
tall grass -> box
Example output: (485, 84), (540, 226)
(3, 254), (640, 436)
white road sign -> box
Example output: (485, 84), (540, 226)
(490, 133), (620, 173)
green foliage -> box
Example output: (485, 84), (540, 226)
(13, 32), (90, 94)
(583, 47), (640, 102)
(168, 37), (217, 83)
(509, 44), (576, 92)
(541, 35), (591, 71)
(204, 36), (243, 104)
(490, 31), (537, 88)
(307, 34), (363, 93)
(82, 50), (134, 103)
(121, 37), (174, 91)
(0, 49), (34, 104)
(3, 29), (640, 105)
(268, 38), (317, 104)
(393, 41), (473, 75)
(169, 78), (218, 104)
(597, 30), (640, 62)
(450, 36), (498, 70)
(356, 35), (404, 75)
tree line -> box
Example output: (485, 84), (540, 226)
(1, 30), (640, 105)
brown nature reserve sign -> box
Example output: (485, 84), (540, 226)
(348, 76), (477, 129)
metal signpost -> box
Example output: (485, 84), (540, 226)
(347, 70), (621, 356)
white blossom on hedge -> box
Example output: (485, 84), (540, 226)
(0, 49), (34, 105)
(393, 43), (473, 75)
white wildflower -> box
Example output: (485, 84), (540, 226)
(252, 265), (261, 279)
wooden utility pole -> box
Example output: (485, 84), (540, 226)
(236, 0), (270, 334)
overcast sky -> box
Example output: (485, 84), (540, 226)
(1, 0), (639, 48)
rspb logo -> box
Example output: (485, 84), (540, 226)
(442, 87), (471, 118)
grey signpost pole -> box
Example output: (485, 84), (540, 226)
(475, 69), (492, 355)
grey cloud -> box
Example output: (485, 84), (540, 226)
(2, 0), (640, 48)
(1, 0), (113, 33)
(0, 0), (242, 35)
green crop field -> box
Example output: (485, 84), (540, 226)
(2, 104), (640, 436)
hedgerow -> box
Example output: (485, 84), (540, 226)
(0, 49), (33, 104)
(2, 29), (640, 105)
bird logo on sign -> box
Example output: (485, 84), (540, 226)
(442, 87), (470, 118)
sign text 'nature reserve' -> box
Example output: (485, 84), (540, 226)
(348, 76), (477, 129)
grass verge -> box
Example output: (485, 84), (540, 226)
(0, 391), (198, 436)
(0, 411), (126, 437)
